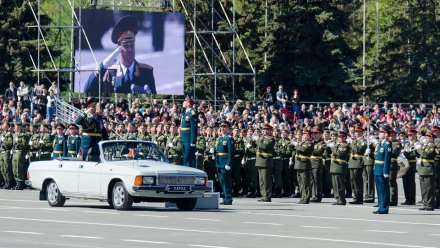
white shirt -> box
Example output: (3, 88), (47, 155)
(120, 62), (135, 81)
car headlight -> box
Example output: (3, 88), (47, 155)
(195, 177), (207, 186)
(142, 176), (155, 185)
(135, 176), (155, 186)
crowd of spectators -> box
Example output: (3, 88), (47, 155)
(1, 82), (438, 134)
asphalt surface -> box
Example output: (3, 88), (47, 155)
(0, 179), (439, 248)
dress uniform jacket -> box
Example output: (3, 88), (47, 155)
(75, 113), (103, 159)
(294, 141), (314, 170)
(215, 135), (235, 204)
(84, 60), (156, 94)
(374, 141), (391, 213)
(53, 135), (67, 158)
(67, 135), (81, 157)
(181, 108), (198, 168)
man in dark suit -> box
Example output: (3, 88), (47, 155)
(84, 15), (156, 94)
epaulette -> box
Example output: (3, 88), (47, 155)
(138, 63), (153, 70)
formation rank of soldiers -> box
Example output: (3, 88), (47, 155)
(0, 97), (439, 214)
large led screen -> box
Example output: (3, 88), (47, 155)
(74, 9), (185, 95)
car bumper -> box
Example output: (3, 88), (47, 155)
(131, 185), (211, 198)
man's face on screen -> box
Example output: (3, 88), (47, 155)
(120, 41), (135, 66)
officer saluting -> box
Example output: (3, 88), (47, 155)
(75, 98), (103, 161)
(373, 125), (392, 214)
(84, 15), (156, 94)
(181, 97), (198, 168)
(52, 124), (67, 158)
(215, 121), (234, 205)
(67, 124), (81, 158)
(256, 124), (276, 202)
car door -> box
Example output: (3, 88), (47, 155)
(53, 160), (79, 195)
(78, 162), (102, 197)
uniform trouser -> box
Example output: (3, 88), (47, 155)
(0, 152), (13, 185)
(217, 168), (233, 203)
(297, 168), (310, 203)
(350, 168), (363, 202)
(345, 171), (352, 196)
(196, 156), (204, 170)
(363, 165), (375, 200)
(12, 151), (27, 183)
(322, 160), (332, 196)
(311, 163), (323, 200)
(182, 143), (196, 168)
(272, 158), (283, 194)
(434, 165), (440, 207)
(246, 159), (257, 193)
(232, 156), (242, 195)
(282, 158), (293, 195)
(204, 158), (219, 191)
(389, 163), (399, 204)
(419, 175), (435, 208)
(375, 175), (390, 213)
(258, 166), (272, 199)
(332, 173), (346, 204)
(402, 164), (416, 204)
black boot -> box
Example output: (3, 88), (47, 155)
(14, 182), (24, 191)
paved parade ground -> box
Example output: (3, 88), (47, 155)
(0, 184), (439, 248)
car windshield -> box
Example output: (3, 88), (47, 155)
(101, 141), (168, 162)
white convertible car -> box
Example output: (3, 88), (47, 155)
(27, 140), (210, 211)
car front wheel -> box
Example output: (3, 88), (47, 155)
(111, 182), (133, 210)
(175, 198), (197, 211)
(46, 180), (66, 207)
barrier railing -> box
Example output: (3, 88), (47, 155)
(54, 97), (82, 124)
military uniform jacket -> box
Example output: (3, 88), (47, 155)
(204, 137), (216, 162)
(403, 142), (417, 164)
(310, 141), (325, 169)
(374, 142), (391, 176)
(137, 133), (150, 141)
(416, 143), (437, 176)
(75, 113), (101, 134)
(294, 141), (314, 170)
(435, 138), (440, 166)
(53, 135), (67, 157)
(275, 138), (294, 159)
(244, 137), (257, 159)
(181, 108), (198, 145)
(390, 141), (402, 169)
(363, 143), (375, 166)
(29, 133), (41, 152)
(196, 136), (206, 156)
(255, 136), (275, 168)
(349, 139), (367, 169)
(38, 133), (53, 153)
(13, 133), (30, 151)
(330, 143), (350, 174)
(215, 135), (234, 168)
(165, 135), (182, 158)
(67, 135), (81, 155)
(156, 134), (167, 151)
(233, 136), (245, 158)
(0, 131), (13, 153)
(84, 60), (156, 94)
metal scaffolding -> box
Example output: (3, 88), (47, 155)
(29, 0), (256, 105)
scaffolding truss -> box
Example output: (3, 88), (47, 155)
(28, 0), (256, 104)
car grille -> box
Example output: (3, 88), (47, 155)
(158, 175), (195, 185)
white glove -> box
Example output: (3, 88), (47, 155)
(1, 137), (4, 142)
(39, 139), (44, 144)
(15, 137), (18, 142)
(246, 143), (251, 148)
(167, 143), (173, 148)
(225, 165), (231, 170)
(292, 141), (298, 146)
(36, 152), (39, 157)
(209, 147), (214, 153)
(289, 157), (293, 166)
(29, 141), (32, 146)
(153, 140), (157, 144)
(25, 155), (29, 159)
(365, 148), (371, 155)
(241, 158), (245, 165)
(414, 144), (421, 150)
(383, 174), (389, 178)
(102, 46), (121, 69)
(77, 154), (81, 158)
(190, 144), (196, 147)
(195, 151), (200, 156)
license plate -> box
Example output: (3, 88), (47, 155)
(167, 185), (191, 192)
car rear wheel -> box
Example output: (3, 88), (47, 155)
(175, 198), (197, 211)
(111, 182), (133, 210)
(46, 180), (66, 207)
